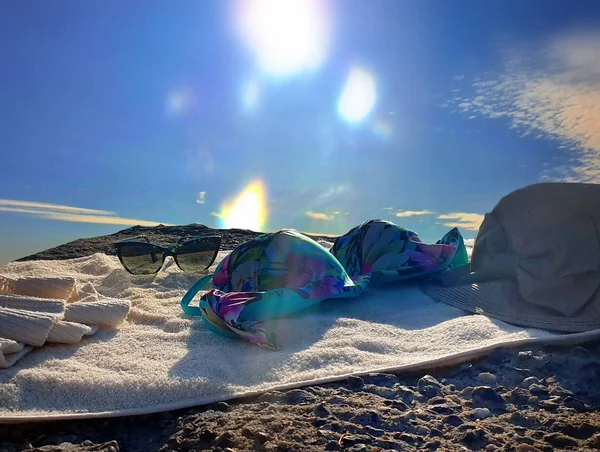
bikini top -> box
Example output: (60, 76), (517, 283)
(181, 219), (468, 350)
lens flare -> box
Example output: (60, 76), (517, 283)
(372, 117), (393, 140)
(338, 66), (376, 123)
(235, 0), (330, 76)
(217, 180), (268, 231)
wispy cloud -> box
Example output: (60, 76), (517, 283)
(210, 211), (221, 218)
(0, 199), (171, 227)
(306, 211), (334, 220)
(447, 30), (600, 182)
(196, 191), (206, 204)
(395, 210), (434, 218)
(383, 207), (394, 211)
(437, 212), (484, 232)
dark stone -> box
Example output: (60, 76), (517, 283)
(564, 396), (587, 412)
(394, 432), (419, 444)
(383, 399), (409, 410)
(471, 386), (506, 409)
(505, 388), (531, 405)
(429, 428), (443, 437)
(461, 428), (487, 445)
(420, 385), (440, 398)
(207, 401), (230, 412)
(529, 384), (549, 395)
(429, 404), (455, 415)
(418, 375), (442, 392)
(313, 403), (331, 418)
(215, 432), (235, 448)
(346, 375), (364, 390)
(284, 389), (314, 404)
(363, 373), (398, 387)
(444, 415), (465, 427)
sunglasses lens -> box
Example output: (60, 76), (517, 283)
(118, 244), (164, 275)
(176, 239), (219, 272)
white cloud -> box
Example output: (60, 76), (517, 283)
(196, 191), (206, 204)
(437, 212), (484, 232)
(0, 199), (170, 227)
(395, 210), (434, 218)
(305, 211), (333, 220)
(448, 30), (600, 182)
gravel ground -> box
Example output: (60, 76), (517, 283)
(2, 225), (599, 452)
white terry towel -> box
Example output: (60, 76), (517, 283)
(0, 294), (66, 314)
(0, 275), (76, 300)
(64, 298), (131, 327)
(47, 321), (99, 344)
(0, 306), (60, 346)
(0, 338), (31, 369)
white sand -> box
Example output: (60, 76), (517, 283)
(1, 251), (598, 422)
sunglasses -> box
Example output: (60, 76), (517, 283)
(113, 235), (221, 275)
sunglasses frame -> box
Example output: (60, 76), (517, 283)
(113, 234), (222, 275)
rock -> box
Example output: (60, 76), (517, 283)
(521, 376), (541, 388)
(313, 403), (331, 418)
(549, 386), (573, 397)
(543, 432), (578, 448)
(528, 396), (539, 405)
(505, 387), (531, 405)
(461, 386), (474, 399)
(215, 432), (235, 449)
(384, 399), (409, 410)
(415, 426), (429, 436)
(394, 432), (419, 444)
(395, 385), (418, 402)
(477, 372), (497, 385)
(564, 396), (588, 412)
(363, 373), (398, 387)
(429, 428), (443, 437)
(444, 415), (465, 427)
(363, 384), (396, 399)
(429, 404), (456, 415)
(540, 400), (559, 410)
(284, 389), (314, 404)
(418, 375), (442, 393)
(529, 384), (549, 395)
(461, 428), (487, 445)
(420, 385), (440, 398)
(345, 375), (364, 390)
(471, 386), (506, 409)
(207, 401), (230, 412)
(472, 407), (491, 419)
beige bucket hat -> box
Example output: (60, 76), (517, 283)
(422, 182), (600, 333)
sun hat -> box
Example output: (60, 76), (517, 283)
(331, 219), (468, 284)
(422, 182), (600, 333)
(181, 229), (371, 349)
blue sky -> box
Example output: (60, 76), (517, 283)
(1, 0), (599, 263)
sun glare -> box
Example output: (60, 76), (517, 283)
(218, 180), (268, 231)
(338, 67), (376, 123)
(235, 0), (330, 77)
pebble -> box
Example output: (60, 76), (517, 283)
(471, 386), (506, 409)
(444, 414), (465, 427)
(521, 376), (541, 388)
(529, 384), (549, 395)
(363, 373), (398, 387)
(363, 384), (396, 399)
(418, 375), (442, 392)
(505, 387), (530, 405)
(395, 385), (418, 402)
(472, 407), (492, 419)
(345, 375), (364, 390)
(477, 372), (497, 385)
(564, 396), (587, 412)
(420, 385), (441, 398)
(313, 403), (331, 418)
(461, 386), (474, 399)
(284, 389), (314, 404)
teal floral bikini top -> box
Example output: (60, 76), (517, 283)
(181, 219), (468, 350)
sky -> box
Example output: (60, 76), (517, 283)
(1, 0), (600, 263)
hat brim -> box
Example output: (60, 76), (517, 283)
(421, 278), (600, 333)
